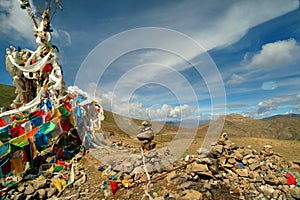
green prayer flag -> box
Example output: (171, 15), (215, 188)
(39, 122), (56, 135)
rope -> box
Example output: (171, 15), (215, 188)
(141, 148), (153, 200)
(132, 157), (196, 186)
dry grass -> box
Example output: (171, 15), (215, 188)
(99, 110), (300, 162)
(230, 136), (300, 161)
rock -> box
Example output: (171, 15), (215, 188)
(264, 175), (279, 185)
(210, 145), (223, 155)
(46, 187), (57, 198)
(124, 173), (132, 181)
(131, 166), (144, 175)
(145, 150), (158, 158)
(203, 182), (211, 190)
(166, 171), (178, 185)
(152, 192), (158, 198)
(13, 193), (25, 200)
(234, 153), (244, 161)
(17, 184), (25, 193)
(176, 175), (189, 185)
(25, 195), (33, 200)
(24, 184), (35, 195)
(7, 188), (15, 196)
(236, 169), (248, 177)
(259, 185), (274, 198)
(197, 148), (210, 156)
(260, 164), (268, 171)
(239, 195), (246, 200)
(217, 132), (228, 144)
(113, 164), (122, 171)
(145, 162), (154, 172)
(261, 145), (273, 156)
(178, 181), (194, 190)
(133, 158), (143, 167)
(122, 161), (134, 173)
(33, 179), (47, 190)
(248, 163), (260, 171)
(37, 189), (46, 199)
(219, 157), (226, 165)
(222, 164), (234, 168)
(242, 159), (247, 165)
(151, 157), (160, 163)
(205, 190), (212, 199)
(160, 159), (171, 169)
(197, 158), (212, 165)
(167, 193), (177, 199)
(228, 158), (236, 165)
(290, 187), (300, 199)
(181, 189), (202, 200)
(137, 130), (154, 141)
(197, 171), (214, 179)
(273, 189), (280, 199)
(134, 172), (146, 182)
(192, 163), (209, 172)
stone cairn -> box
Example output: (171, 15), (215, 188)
(136, 121), (156, 151)
(160, 132), (300, 199)
(93, 132), (300, 199)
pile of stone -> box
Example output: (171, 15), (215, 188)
(2, 162), (87, 200)
(161, 132), (300, 199)
(104, 148), (174, 183)
(87, 132), (300, 199)
(137, 121), (156, 150)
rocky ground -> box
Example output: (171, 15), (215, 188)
(2, 132), (300, 200)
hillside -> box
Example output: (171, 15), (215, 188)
(0, 84), (16, 108)
(221, 114), (300, 140)
(99, 111), (300, 161)
(263, 113), (300, 120)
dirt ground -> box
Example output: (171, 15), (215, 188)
(59, 127), (300, 199)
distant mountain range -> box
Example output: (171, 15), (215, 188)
(164, 113), (300, 128)
(220, 114), (300, 140)
(164, 119), (211, 128)
(163, 113), (300, 140)
(262, 113), (300, 120)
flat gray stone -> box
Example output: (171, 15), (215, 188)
(24, 184), (34, 195)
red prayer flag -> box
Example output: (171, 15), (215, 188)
(10, 125), (24, 138)
(0, 118), (7, 127)
(286, 172), (297, 186)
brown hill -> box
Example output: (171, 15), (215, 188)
(100, 111), (300, 161)
(221, 114), (300, 140)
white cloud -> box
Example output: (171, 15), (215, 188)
(185, 0), (298, 50)
(0, 0), (35, 42)
(245, 38), (300, 69)
(0, 0), (71, 46)
(227, 74), (245, 85)
(256, 94), (300, 115)
(83, 84), (197, 121)
(52, 29), (72, 46)
(137, 0), (299, 51)
(132, 103), (197, 121)
(116, 0), (300, 73)
(114, 99), (197, 121)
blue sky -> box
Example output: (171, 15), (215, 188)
(0, 0), (300, 121)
